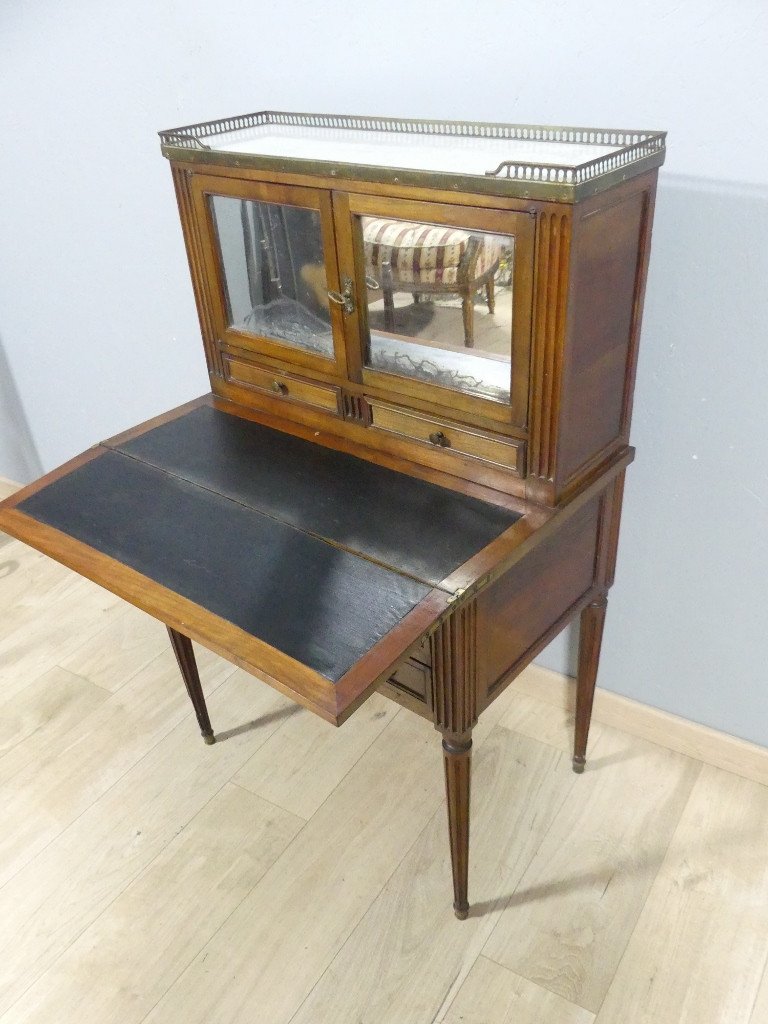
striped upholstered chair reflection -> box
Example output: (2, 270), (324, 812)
(362, 218), (504, 347)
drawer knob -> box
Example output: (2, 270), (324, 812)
(428, 430), (451, 448)
(272, 380), (288, 395)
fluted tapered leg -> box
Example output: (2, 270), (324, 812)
(442, 732), (472, 919)
(167, 626), (215, 744)
(573, 595), (608, 772)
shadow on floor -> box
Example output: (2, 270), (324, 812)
(215, 702), (301, 743)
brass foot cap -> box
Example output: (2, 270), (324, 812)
(454, 903), (469, 921)
(203, 733), (216, 746)
(572, 756), (585, 774)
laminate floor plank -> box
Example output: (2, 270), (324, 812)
(58, 604), (170, 693)
(498, 690), (602, 754)
(510, 663), (572, 707)
(0, 665), (107, 767)
(0, 785), (302, 1024)
(0, 644), (235, 889)
(483, 727), (700, 1013)
(2, 541), (768, 1024)
(140, 713), (445, 1024)
(0, 479), (19, 501)
(0, 668), (293, 1018)
(594, 765), (768, 1024)
(748, 956), (768, 1024)
(0, 579), (123, 701)
(442, 955), (594, 1024)
(289, 726), (576, 1024)
(0, 541), (83, 609)
(233, 692), (399, 819)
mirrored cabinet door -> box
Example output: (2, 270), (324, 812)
(344, 196), (534, 427)
(192, 177), (347, 376)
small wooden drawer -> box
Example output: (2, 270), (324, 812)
(409, 637), (432, 668)
(225, 357), (340, 414)
(369, 401), (524, 474)
(388, 657), (431, 702)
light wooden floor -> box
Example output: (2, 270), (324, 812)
(2, 479), (768, 1024)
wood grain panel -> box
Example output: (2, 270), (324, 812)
(477, 499), (600, 701)
(557, 189), (648, 485)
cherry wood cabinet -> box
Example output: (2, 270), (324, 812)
(0, 112), (665, 918)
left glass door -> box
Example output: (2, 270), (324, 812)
(191, 176), (349, 378)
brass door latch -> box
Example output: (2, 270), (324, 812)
(327, 277), (356, 315)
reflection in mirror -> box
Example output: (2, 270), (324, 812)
(360, 216), (514, 403)
(210, 195), (334, 357)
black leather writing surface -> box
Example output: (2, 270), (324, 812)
(18, 451), (431, 682)
(113, 405), (520, 588)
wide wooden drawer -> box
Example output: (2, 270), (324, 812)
(224, 357), (340, 414)
(369, 402), (524, 474)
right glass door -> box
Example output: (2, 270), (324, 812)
(341, 194), (534, 428)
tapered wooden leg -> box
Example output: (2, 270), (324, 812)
(382, 260), (395, 331)
(462, 293), (475, 347)
(167, 626), (215, 745)
(573, 594), (608, 773)
(486, 275), (495, 313)
(442, 731), (472, 919)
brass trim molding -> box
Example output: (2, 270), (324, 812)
(159, 110), (666, 204)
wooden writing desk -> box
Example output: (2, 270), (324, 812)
(0, 112), (664, 917)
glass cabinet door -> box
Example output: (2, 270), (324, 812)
(344, 197), (534, 427)
(192, 177), (347, 375)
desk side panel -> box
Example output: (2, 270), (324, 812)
(476, 497), (601, 706)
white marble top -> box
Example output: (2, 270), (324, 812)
(205, 123), (621, 175)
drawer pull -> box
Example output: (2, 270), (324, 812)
(428, 430), (451, 448)
(272, 380), (288, 395)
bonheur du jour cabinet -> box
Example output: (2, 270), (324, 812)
(0, 111), (665, 917)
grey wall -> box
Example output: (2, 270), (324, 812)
(0, 338), (43, 484)
(1, 1), (766, 742)
(537, 178), (768, 746)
